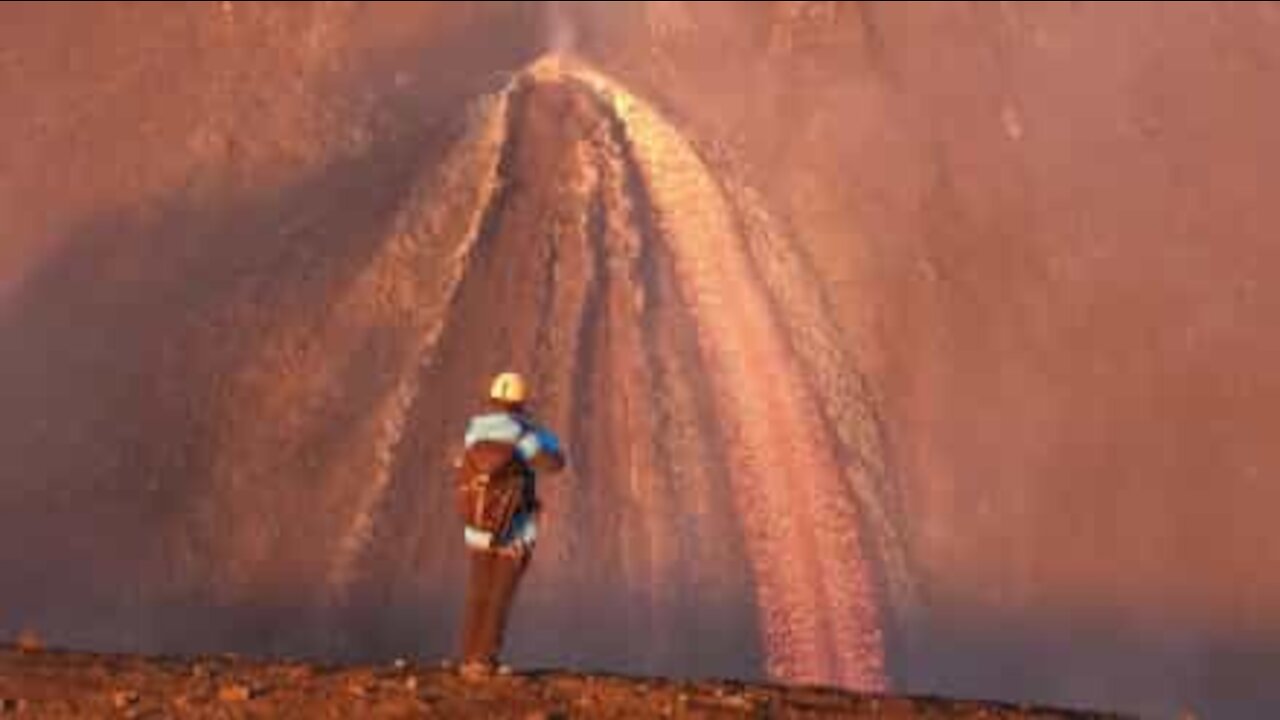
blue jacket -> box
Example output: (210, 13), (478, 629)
(462, 411), (565, 551)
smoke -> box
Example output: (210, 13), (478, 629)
(545, 1), (577, 55)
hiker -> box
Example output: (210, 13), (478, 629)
(454, 371), (566, 678)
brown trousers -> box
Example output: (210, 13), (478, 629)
(460, 547), (530, 665)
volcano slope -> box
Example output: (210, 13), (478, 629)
(5, 3), (1280, 719)
(0, 15), (905, 696)
(342, 58), (907, 691)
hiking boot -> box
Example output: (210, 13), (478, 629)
(458, 660), (514, 681)
(459, 660), (494, 681)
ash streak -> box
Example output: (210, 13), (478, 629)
(557, 57), (891, 690)
(324, 83), (519, 602)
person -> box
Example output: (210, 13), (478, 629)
(455, 371), (566, 679)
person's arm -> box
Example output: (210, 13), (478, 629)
(516, 424), (567, 473)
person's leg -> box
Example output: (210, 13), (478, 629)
(475, 549), (531, 666)
(460, 549), (498, 664)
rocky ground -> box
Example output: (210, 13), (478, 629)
(0, 644), (1123, 719)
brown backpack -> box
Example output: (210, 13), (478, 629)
(454, 440), (528, 539)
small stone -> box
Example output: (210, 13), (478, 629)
(112, 690), (140, 709)
(347, 682), (371, 698)
(404, 676), (419, 692)
(14, 630), (42, 654)
(218, 684), (253, 703)
(1001, 104), (1025, 141)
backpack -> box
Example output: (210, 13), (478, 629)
(454, 439), (528, 539)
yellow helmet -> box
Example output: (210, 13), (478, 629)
(489, 371), (529, 405)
